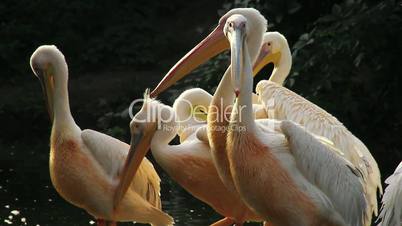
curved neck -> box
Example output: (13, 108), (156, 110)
(248, 32), (264, 65)
(233, 43), (256, 132)
(174, 90), (211, 131)
(150, 106), (178, 163)
(50, 62), (76, 131)
(212, 67), (234, 108)
(210, 29), (264, 110)
(210, 33), (263, 129)
(269, 46), (292, 85)
(208, 66), (235, 142)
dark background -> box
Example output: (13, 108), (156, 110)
(0, 0), (401, 225)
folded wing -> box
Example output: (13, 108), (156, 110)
(257, 80), (382, 218)
(81, 129), (161, 208)
(281, 120), (368, 226)
(378, 162), (402, 226)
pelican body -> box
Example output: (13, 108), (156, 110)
(253, 32), (382, 223)
(223, 12), (366, 226)
(115, 88), (266, 226)
(30, 46), (173, 226)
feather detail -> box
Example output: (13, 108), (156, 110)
(377, 162), (402, 226)
(280, 120), (368, 226)
(256, 80), (382, 221)
(81, 129), (162, 208)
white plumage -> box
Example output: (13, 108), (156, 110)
(220, 10), (368, 226)
(147, 8), (377, 226)
(280, 120), (367, 226)
(118, 88), (266, 225)
(378, 162), (402, 226)
(30, 45), (173, 226)
(254, 31), (382, 223)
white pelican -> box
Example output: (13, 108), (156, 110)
(114, 88), (270, 226)
(224, 11), (367, 226)
(153, 31), (381, 219)
(252, 31), (382, 223)
(377, 162), (402, 226)
(30, 45), (173, 226)
(149, 8), (369, 226)
(152, 8), (269, 195)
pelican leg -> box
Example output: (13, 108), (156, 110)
(210, 217), (235, 226)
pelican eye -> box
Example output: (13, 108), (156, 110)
(32, 66), (41, 75)
(131, 123), (140, 130)
(193, 105), (208, 121)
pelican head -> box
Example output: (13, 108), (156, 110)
(253, 32), (291, 84)
(225, 14), (247, 96)
(173, 88), (211, 127)
(30, 45), (68, 121)
(151, 8), (267, 97)
(224, 10), (267, 96)
(114, 89), (169, 208)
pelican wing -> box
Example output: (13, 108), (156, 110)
(378, 162), (402, 226)
(256, 80), (382, 217)
(81, 129), (161, 207)
(280, 120), (368, 226)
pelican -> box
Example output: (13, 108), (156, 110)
(114, 88), (269, 226)
(153, 7), (269, 195)
(30, 45), (173, 226)
(377, 162), (402, 226)
(151, 9), (272, 225)
(153, 31), (381, 220)
(252, 31), (382, 223)
(149, 8), (369, 226)
(223, 10), (367, 226)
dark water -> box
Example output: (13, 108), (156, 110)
(0, 142), (261, 226)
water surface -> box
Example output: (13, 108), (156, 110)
(0, 143), (260, 226)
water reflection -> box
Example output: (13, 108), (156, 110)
(0, 144), (260, 225)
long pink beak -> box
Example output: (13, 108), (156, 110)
(150, 22), (229, 97)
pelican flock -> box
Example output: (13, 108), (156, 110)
(29, 6), (398, 226)
(115, 88), (268, 226)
